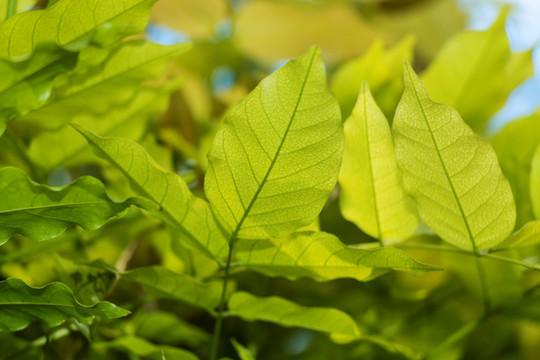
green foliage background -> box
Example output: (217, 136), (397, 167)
(1, 0), (540, 359)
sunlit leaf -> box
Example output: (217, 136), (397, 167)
(421, 11), (533, 133)
(231, 338), (256, 360)
(227, 291), (361, 340)
(0, 278), (129, 332)
(74, 126), (229, 261)
(0, 167), (134, 245)
(235, 232), (440, 281)
(392, 63), (515, 250)
(205, 46), (343, 240)
(531, 144), (540, 220)
(494, 221), (540, 251)
(339, 81), (418, 242)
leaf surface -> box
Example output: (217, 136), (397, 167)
(421, 11), (533, 133)
(339, 81), (418, 242)
(235, 232), (440, 281)
(74, 126), (229, 260)
(0, 278), (129, 332)
(531, 144), (540, 220)
(98, 336), (199, 360)
(494, 221), (540, 251)
(227, 291), (360, 339)
(0, 167), (133, 245)
(393, 64), (515, 251)
(205, 46), (343, 240)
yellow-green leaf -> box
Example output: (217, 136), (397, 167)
(393, 63), (515, 251)
(531, 144), (540, 219)
(339, 81), (418, 242)
(205, 47), (343, 241)
(494, 221), (540, 251)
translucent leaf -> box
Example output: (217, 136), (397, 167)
(493, 221), (540, 251)
(421, 11), (533, 134)
(205, 47), (343, 240)
(331, 37), (415, 119)
(227, 291), (361, 340)
(491, 114), (540, 228)
(74, 126), (229, 261)
(28, 84), (177, 171)
(0, 167), (134, 245)
(339, 81), (418, 242)
(18, 41), (190, 130)
(235, 232), (440, 282)
(0, 277), (129, 332)
(392, 64), (515, 251)
(532, 144), (540, 220)
(121, 266), (222, 312)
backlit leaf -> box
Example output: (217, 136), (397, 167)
(339, 81), (418, 242)
(205, 46), (343, 240)
(0, 278), (129, 332)
(531, 144), (540, 219)
(392, 63), (515, 251)
(494, 221), (540, 251)
(0, 167), (133, 245)
(235, 232), (440, 281)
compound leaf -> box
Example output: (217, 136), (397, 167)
(0, 167), (133, 245)
(235, 232), (440, 281)
(393, 63), (515, 251)
(74, 126), (229, 261)
(205, 46), (343, 240)
(228, 291), (360, 340)
(0, 278), (129, 332)
(339, 81), (418, 242)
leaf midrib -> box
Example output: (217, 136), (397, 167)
(0, 201), (111, 215)
(226, 50), (317, 245)
(406, 66), (477, 253)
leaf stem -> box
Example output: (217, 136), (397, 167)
(210, 240), (235, 360)
(5, 0), (16, 20)
(423, 319), (479, 359)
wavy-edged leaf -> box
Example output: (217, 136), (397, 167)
(494, 221), (540, 251)
(97, 336), (199, 360)
(421, 11), (533, 133)
(121, 266), (222, 312)
(491, 113), (540, 228)
(339, 81), (418, 242)
(393, 63), (515, 251)
(0, 278), (129, 332)
(0, 167), (134, 245)
(205, 46), (343, 240)
(18, 41), (190, 130)
(228, 291), (360, 340)
(74, 126), (228, 261)
(532, 144), (540, 220)
(235, 232), (441, 281)
(28, 84), (177, 171)
(331, 36), (415, 119)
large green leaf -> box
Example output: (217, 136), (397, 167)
(331, 36), (415, 119)
(205, 46), (343, 240)
(491, 113), (540, 228)
(532, 144), (540, 220)
(392, 64), (515, 251)
(339, 81), (418, 242)
(28, 84), (177, 171)
(235, 231), (440, 281)
(120, 266), (222, 312)
(74, 126), (229, 261)
(421, 11), (533, 134)
(0, 277), (129, 332)
(0, 167), (134, 245)
(18, 41), (190, 130)
(228, 291), (360, 340)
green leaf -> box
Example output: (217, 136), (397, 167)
(228, 291), (361, 340)
(235, 231), (441, 281)
(73, 126), (229, 261)
(421, 11), (533, 133)
(493, 221), (540, 251)
(231, 338), (256, 360)
(28, 84), (177, 171)
(0, 277), (129, 332)
(0, 167), (134, 245)
(531, 144), (540, 220)
(491, 113), (540, 228)
(392, 63), (515, 251)
(98, 336), (199, 360)
(121, 266), (222, 312)
(339, 81), (418, 242)
(331, 36), (415, 119)
(18, 41), (190, 130)
(205, 46), (343, 240)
